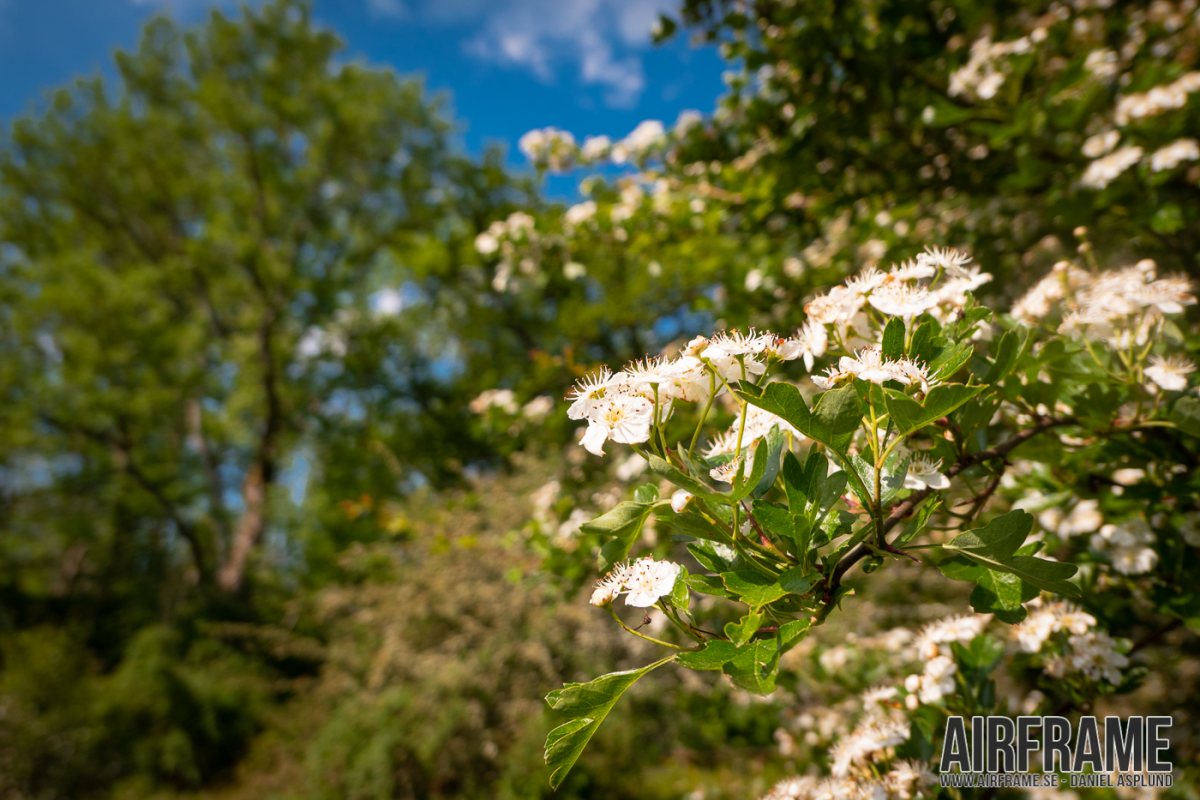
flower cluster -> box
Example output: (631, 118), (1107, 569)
(1091, 516), (1159, 575)
(1012, 599), (1130, 686)
(803, 246), (992, 342)
(565, 328), (818, 457)
(1015, 258), (1196, 351)
(948, 31), (1042, 101)
(1114, 71), (1200, 126)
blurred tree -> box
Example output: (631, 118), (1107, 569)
(0, 0), (528, 619)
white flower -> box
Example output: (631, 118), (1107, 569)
(1080, 145), (1143, 189)
(917, 245), (974, 274)
(1082, 130), (1120, 158)
(580, 135), (611, 161)
(578, 391), (654, 456)
(1150, 138), (1200, 172)
(701, 329), (774, 381)
(566, 368), (616, 421)
(885, 760), (936, 799)
(590, 563), (629, 607)
(1145, 355), (1195, 391)
(813, 347), (931, 390)
(867, 282), (938, 318)
(805, 285), (866, 325)
(903, 455), (950, 490)
(773, 320), (828, 371)
(564, 200), (597, 226)
(623, 557), (682, 607)
(474, 231), (500, 255)
(1091, 518), (1158, 575)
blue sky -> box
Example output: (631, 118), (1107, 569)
(0, 0), (726, 192)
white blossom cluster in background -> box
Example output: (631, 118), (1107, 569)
(1013, 599), (1131, 685)
(948, 30), (1042, 101)
(1114, 71), (1200, 125)
(1091, 516), (1159, 575)
(760, 603), (1133, 800)
(517, 111), (699, 173)
(1013, 258), (1196, 364)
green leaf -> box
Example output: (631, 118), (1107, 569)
(929, 343), (974, 380)
(1172, 397), (1200, 438)
(723, 638), (780, 694)
(984, 328), (1027, 384)
(665, 511), (730, 545)
(677, 640), (740, 670)
(647, 455), (724, 502)
(736, 382), (860, 451)
(942, 510), (1080, 597)
(940, 559), (1036, 623)
(632, 482), (660, 504)
(685, 572), (731, 598)
(882, 317), (906, 359)
(778, 566), (816, 595)
(668, 566), (691, 609)
(752, 426), (786, 498)
(544, 660), (669, 788)
(724, 611), (764, 646)
(884, 383), (984, 436)
(582, 501), (657, 571)
(729, 438), (771, 501)
(721, 570), (786, 609)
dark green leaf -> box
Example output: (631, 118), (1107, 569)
(545, 660), (667, 788)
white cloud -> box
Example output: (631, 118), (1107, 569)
(366, 0), (407, 19)
(417, 0), (673, 107)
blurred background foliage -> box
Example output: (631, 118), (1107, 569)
(0, 0), (1197, 797)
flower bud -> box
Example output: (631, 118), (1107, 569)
(670, 490), (694, 513)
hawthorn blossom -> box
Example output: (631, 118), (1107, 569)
(589, 564), (629, 607)
(867, 282), (938, 319)
(623, 558), (682, 607)
(772, 320), (829, 370)
(1149, 138), (1199, 172)
(1082, 130), (1120, 158)
(701, 329), (774, 381)
(813, 347), (931, 390)
(1091, 518), (1158, 575)
(1144, 355), (1195, 391)
(903, 455), (950, 490)
(1080, 145), (1143, 189)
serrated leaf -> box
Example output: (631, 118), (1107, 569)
(582, 501), (657, 571)
(722, 638), (779, 694)
(943, 510), (1080, 597)
(736, 381), (860, 450)
(724, 611), (764, 646)
(544, 660), (668, 788)
(685, 572), (731, 598)
(884, 383), (984, 436)
(721, 570), (786, 609)
(778, 566), (816, 595)
(677, 640), (740, 670)
(665, 510), (730, 545)
(647, 454), (724, 502)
